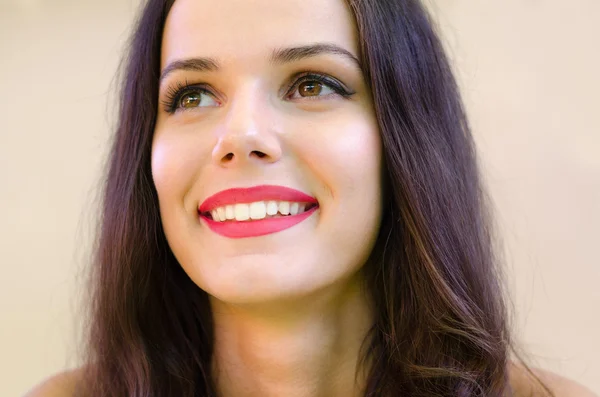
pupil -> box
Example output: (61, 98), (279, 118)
(299, 81), (322, 97)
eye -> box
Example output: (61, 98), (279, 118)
(286, 73), (354, 101)
(161, 81), (220, 114)
(290, 80), (335, 99)
(178, 90), (218, 109)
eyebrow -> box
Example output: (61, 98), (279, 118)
(159, 43), (362, 84)
(270, 43), (361, 70)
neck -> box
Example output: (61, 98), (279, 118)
(209, 275), (374, 397)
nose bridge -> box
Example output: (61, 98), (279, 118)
(213, 79), (281, 166)
(226, 81), (264, 136)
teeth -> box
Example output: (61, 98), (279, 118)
(216, 206), (226, 221)
(234, 203), (250, 221)
(279, 201), (290, 215)
(208, 200), (314, 222)
(290, 202), (299, 216)
(225, 205), (235, 220)
(249, 201), (267, 220)
(266, 200), (278, 215)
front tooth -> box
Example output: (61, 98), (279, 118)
(225, 205), (235, 220)
(290, 202), (299, 215)
(234, 203), (250, 221)
(250, 201), (267, 220)
(279, 201), (290, 215)
(266, 201), (278, 216)
(211, 209), (220, 222)
(217, 207), (226, 221)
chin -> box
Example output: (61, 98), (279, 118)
(195, 256), (349, 306)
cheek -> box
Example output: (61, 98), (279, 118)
(151, 132), (208, 268)
(151, 133), (205, 212)
(152, 138), (182, 203)
(291, 110), (383, 263)
(293, 113), (382, 280)
(295, 112), (382, 202)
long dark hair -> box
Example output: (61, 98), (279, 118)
(76, 0), (550, 395)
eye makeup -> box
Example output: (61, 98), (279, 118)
(159, 71), (356, 114)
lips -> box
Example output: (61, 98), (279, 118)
(198, 185), (319, 238)
(198, 185), (318, 213)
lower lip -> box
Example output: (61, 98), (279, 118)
(199, 206), (319, 238)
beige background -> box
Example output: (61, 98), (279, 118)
(1, 0), (598, 395)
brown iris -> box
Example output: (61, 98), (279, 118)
(298, 81), (323, 97)
(180, 93), (202, 108)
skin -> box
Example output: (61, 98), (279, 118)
(151, 0), (383, 395)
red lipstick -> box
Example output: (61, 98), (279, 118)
(198, 185), (319, 238)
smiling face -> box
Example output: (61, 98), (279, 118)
(151, 0), (384, 304)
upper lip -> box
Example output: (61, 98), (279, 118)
(198, 184), (318, 213)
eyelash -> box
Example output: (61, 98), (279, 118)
(160, 72), (355, 114)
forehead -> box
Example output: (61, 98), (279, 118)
(162, 0), (359, 68)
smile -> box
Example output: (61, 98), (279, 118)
(199, 205), (319, 238)
(198, 185), (319, 238)
(204, 200), (317, 222)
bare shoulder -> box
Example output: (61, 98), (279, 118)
(23, 367), (84, 397)
(509, 362), (598, 397)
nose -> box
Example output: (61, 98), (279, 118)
(212, 85), (282, 168)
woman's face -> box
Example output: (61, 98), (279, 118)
(152, 0), (383, 304)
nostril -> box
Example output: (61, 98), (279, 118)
(252, 151), (266, 158)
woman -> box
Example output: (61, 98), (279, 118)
(26, 0), (596, 396)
